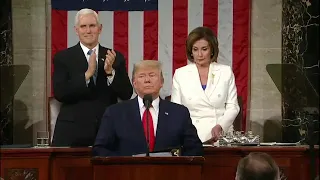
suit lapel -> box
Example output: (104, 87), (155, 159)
(96, 46), (105, 84)
(128, 97), (149, 149)
(95, 45), (111, 85)
(74, 43), (89, 72)
(98, 45), (106, 62)
(188, 64), (210, 104)
(154, 99), (170, 150)
(205, 62), (221, 98)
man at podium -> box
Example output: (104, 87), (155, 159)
(93, 60), (203, 156)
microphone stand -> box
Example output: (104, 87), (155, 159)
(145, 104), (151, 157)
(143, 94), (153, 157)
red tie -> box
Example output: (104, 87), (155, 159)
(142, 109), (155, 152)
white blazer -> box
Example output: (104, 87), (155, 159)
(171, 62), (240, 142)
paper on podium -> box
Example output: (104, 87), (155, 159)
(132, 152), (173, 157)
(132, 146), (182, 157)
(259, 142), (299, 146)
(202, 144), (213, 147)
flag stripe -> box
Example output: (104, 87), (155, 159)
(113, 12), (129, 71)
(144, 11), (158, 60)
(187, 0), (203, 65)
(158, 0), (173, 98)
(51, 10), (68, 59)
(233, 0), (250, 130)
(188, 0), (203, 33)
(51, 10), (68, 96)
(99, 11), (114, 49)
(128, 11), (144, 82)
(173, 0), (188, 73)
(217, 0), (233, 66)
(67, 11), (78, 48)
(203, 0), (218, 36)
(51, 0), (250, 130)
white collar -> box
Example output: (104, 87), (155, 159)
(137, 95), (160, 111)
(79, 42), (99, 56)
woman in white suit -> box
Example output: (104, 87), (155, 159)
(171, 26), (240, 143)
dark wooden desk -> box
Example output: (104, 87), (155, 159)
(92, 156), (204, 180)
(203, 146), (319, 180)
(1, 146), (318, 180)
(0, 147), (92, 180)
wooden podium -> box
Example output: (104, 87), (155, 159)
(91, 156), (204, 180)
(1, 146), (318, 179)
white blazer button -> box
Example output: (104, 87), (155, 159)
(196, 120), (199, 123)
(218, 94), (221, 97)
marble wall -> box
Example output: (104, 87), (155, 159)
(249, 0), (319, 144)
(10, 0), (48, 145)
(281, 0), (319, 144)
(0, 0), (13, 145)
(249, 0), (283, 142)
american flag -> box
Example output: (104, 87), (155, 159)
(51, 0), (250, 130)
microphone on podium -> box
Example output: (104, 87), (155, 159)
(143, 94), (153, 109)
(143, 94), (153, 157)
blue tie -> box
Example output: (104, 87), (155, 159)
(87, 49), (98, 84)
(87, 49), (92, 55)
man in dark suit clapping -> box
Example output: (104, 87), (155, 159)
(93, 60), (203, 156)
(52, 8), (133, 147)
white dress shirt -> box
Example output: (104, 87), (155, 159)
(79, 42), (115, 85)
(137, 96), (159, 136)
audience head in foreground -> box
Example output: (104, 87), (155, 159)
(93, 60), (203, 157)
(236, 152), (280, 180)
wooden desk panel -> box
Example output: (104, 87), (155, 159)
(0, 148), (51, 180)
(0, 146), (318, 180)
(203, 155), (240, 180)
(0, 158), (49, 180)
(0, 147), (92, 180)
(52, 157), (92, 180)
(94, 165), (202, 180)
(203, 146), (319, 180)
(51, 148), (92, 180)
(92, 157), (204, 180)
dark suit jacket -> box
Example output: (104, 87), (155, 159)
(52, 43), (133, 147)
(92, 97), (203, 156)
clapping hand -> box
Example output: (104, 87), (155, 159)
(104, 49), (116, 74)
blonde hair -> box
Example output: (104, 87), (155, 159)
(132, 60), (164, 82)
(74, 8), (100, 26)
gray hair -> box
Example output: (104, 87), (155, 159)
(74, 8), (100, 26)
(132, 60), (164, 82)
(236, 152), (280, 180)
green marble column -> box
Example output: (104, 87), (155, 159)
(282, 0), (319, 144)
(0, 0), (13, 145)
